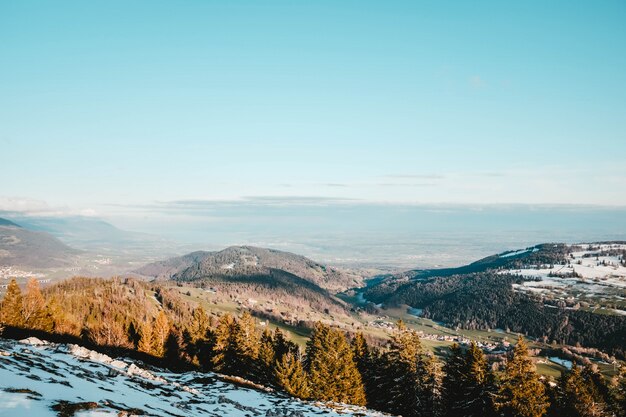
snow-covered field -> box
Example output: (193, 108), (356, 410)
(0, 337), (386, 417)
(506, 244), (626, 313)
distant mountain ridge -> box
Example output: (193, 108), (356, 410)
(0, 217), (81, 268)
(8, 215), (172, 256)
(0, 218), (21, 227)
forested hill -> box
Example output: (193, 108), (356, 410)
(135, 246), (357, 319)
(136, 245), (365, 292)
(367, 243), (570, 293)
(362, 242), (626, 358)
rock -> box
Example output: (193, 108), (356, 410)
(67, 344), (128, 370)
(126, 363), (166, 383)
(19, 337), (48, 346)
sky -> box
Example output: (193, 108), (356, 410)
(1, 1), (626, 222)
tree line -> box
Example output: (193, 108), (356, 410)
(1, 277), (626, 417)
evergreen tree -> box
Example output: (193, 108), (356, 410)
(138, 321), (153, 354)
(460, 342), (496, 417)
(275, 351), (311, 399)
(273, 327), (297, 361)
(351, 332), (374, 404)
(442, 344), (466, 417)
(554, 365), (603, 417)
(164, 325), (191, 369)
(256, 328), (276, 385)
(185, 307), (213, 369)
(351, 332), (368, 368)
(383, 328), (425, 417)
(187, 306), (210, 343)
(496, 337), (549, 417)
(415, 351), (443, 417)
(305, 322), (366, 405)
(211, 314), (237, 374)
(580, 365), (612, 415)
(0, 278), (24, 327)
(22, 278), (48, 330)
(152, 311), (170, 357)
(231, 311), (259, 378)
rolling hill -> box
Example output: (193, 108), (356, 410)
(0, 217), (81, 268)
(135, 246), (363, 320)
(136, 245), (365, 292)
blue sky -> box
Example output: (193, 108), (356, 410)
(1, 1), (626, 215)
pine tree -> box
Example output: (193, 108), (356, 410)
(415, 351), (443, 417)
(496, 337), (549, 417)
(554, 365), (608, 417)
(580, 365), (612, 415)
(138, 321), (153, 354)
(22, 278), (47, 329)
(187, 306), (210, 343)
(256, 328), (276, 385)
(211, 313), (237, 374)
(383, 328), (425, 417)
(351, 332), (374, 403)
(273, 327), (296, 360)
(442, 344), (467, 417)
(184, 306), (212, 366)
(363, 347), (391, 412)
(231, 311), (259, 378)
(275, 351), (311, 399)
(164, 325), (191, 369)
(305, 322), (366, 405)
(351, 332), (368, 367)
(152, 311), (170, 357)
(462, 342), (496, 417)
(0, 278), (24, 327)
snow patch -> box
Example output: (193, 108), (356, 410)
(0, 338), (387, 417)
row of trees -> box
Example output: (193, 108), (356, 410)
(1, 277), (626, 416)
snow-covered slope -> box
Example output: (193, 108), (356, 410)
(504, 243), (626, 314)
(0, 337), (385, 417)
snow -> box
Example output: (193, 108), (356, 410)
(0, 338), (387, 417)
(549, 357), (573, 369)
(500, 247), (539, 258)
(504, 243), (626, 303)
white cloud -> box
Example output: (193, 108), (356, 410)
(0, 196), (98, 217)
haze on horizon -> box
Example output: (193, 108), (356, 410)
(1, 1), (626, 267)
